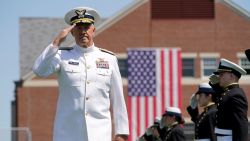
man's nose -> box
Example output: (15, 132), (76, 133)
(81, 30), (87, 34)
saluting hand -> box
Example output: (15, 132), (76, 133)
(190, 93), (198, 109)
(52, 24), (76, 47)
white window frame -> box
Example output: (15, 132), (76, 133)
(181, 53), (197, 78)
(200, 53), (220, 79)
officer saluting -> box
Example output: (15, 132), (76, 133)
(187, 83), (217, 141)
(33, 7), (129, 141)
(211, 59), (248, 141)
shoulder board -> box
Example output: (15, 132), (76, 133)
(59, 47), (73, 51)
(99, 48), (115, 55)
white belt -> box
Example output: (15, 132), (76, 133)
(217, 136), (232, 141)
(195, 139), (210, 141)
(215, 127), (232, 135)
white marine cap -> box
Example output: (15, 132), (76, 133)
(195, 83), (215, 95)
(213, 58), (246, 78)
(64, 7), (101, 25)
(154, 116), (162, 124)
(164, 107), (181, 116)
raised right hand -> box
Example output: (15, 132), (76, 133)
(209, 74), (219, 85)
(52, 24), (76, 47)
(189, 94), (198, 109)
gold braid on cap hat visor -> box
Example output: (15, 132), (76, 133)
(70, 18), (94, 25)
(217, 69), (232, 73)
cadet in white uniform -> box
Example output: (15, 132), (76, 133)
(33, 7), (129, 141)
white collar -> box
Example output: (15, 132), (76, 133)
(75, 43), (97, 53)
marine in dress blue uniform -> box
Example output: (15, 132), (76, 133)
(158, 107), (186, 141)
(187, 83), (217, 141)
(212, 58), (248, 141)
(33, 7), (129, 141)
(139, 117), (165, 141)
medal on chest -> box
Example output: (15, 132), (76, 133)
(96, 58), (109, 69)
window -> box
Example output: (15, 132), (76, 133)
(201, 58), (218, 77)
(182, 58), (195, 77)
(118, 58), (128, 78)
(239, 58), (250, 75)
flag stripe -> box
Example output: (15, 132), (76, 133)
(173, 49), (178, 106)
(136, 97), (140, 137)
(169, 49), (173, 106)
(156, 50), (161, 117)
(164, 49), (170, 109)
(140, 97), (145, 136)
(145, 97), (149, 128)
(177, 49), (182, 108)
(160, 49), (165, 114)
(132, 97), (137, 141)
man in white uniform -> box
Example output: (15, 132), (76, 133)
(33, 7), (129, 141)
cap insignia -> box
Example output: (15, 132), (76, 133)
(75, 9), (86, 18)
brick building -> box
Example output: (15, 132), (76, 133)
(14, 0), (250, 141)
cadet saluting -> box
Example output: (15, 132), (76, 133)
(33, 7), (129, 141)
(151, 107), (185, 141)
(187, 83), (217, 141)
(210, 58), (248, 141)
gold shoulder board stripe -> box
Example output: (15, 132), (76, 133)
(99, 48), (115, 56)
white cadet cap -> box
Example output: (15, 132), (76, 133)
(214, 58), (246, 78)
(64, 7), (101, 25)
(164, 107), (181, 116)
(195, 83), (215, 95)
(154, 116), (161, 124)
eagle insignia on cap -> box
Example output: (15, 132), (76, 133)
(75, 9), (86, 18)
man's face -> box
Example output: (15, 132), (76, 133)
(218, 72), (232, 87)
(162, 115), (175, 127)
(71, 23), (95, 47)
(198, 93), (210, 107)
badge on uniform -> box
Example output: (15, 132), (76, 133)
(68, 61), (79, 65)
(96, 58), (109, 69)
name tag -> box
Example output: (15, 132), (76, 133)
(68, 61), (79, 65)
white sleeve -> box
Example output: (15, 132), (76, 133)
(110, 57), (129, 135)
(32, 44), (61, 77)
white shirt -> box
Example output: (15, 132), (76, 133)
(33, 43), (129, 141)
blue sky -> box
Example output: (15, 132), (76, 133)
(0, 0), (249, 139)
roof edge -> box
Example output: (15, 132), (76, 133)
(219, 0), (250, 20)
(95, 0), (149, 36)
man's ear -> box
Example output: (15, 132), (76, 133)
(70, 30), (74, 37)
(92, 27), (96, 36)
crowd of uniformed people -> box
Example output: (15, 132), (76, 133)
(139, 51), (250, 141)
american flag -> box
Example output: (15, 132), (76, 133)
(127, 48), (182, 141)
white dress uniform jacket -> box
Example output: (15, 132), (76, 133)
(33, 43), (129, 141)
